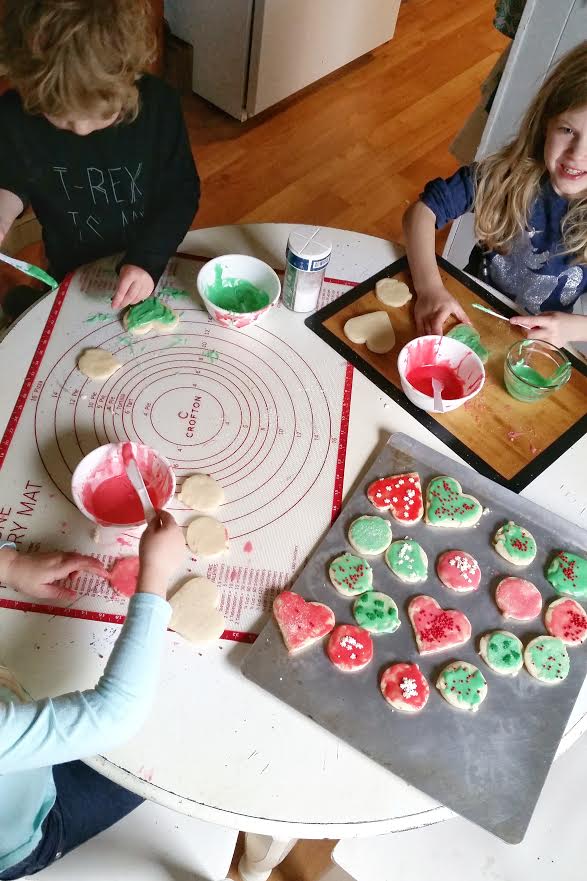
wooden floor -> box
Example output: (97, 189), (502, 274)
(2, 1), (505, 877)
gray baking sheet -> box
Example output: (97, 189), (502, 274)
(241, 432), (587, 842)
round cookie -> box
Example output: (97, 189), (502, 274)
(545, 598), (587, 646)
(436, 661), (488, 712)
(493, 521), (536, 566)
(546, 551), (587, 599)
(123, 297), (179, 336)
(425, 476), (483, 528)
(186, 516), (229, 557)
(329, 553), (373, 597)
(380, 662), (429, 713)
(353, 591), (400, 634)
(179, 474), (224, 513)
(366, 473), (423, 524)
(436, 550), (481, 593)
(375, 277), (412, 308)
(78, 347), (122, 380)
(109, 556), (140, 597)
(169, 577), (225, 643)
(524, 635), (570, 685)
(479, 630), (523, 676)
(348, 515), (392, 555)
(327, 624), (373, 672)
(495, 576), (542, 621)
(385, 539), (428, 583)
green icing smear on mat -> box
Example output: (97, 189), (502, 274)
(203, 349), (219, 362)
(205, 264), (270, 313)
(86, 312), (112, 323)
(446, 323), (489, 363)
(125, 297), (177, 331)
(159, 286), (191, 299)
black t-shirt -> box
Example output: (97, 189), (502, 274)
(0, 75), (200, 284)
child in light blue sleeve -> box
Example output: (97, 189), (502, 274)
(0, 511), (185, 880)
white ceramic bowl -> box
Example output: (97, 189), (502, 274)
(197, 254), (281, 329)
(397, 335), (485, 413)
(72, 442), (175, 529)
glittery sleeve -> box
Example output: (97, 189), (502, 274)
(420, 165), (476, 229)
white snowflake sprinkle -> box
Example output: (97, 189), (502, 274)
(400, 677), (418, 698)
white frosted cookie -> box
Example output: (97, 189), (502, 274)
(179, 474), (225, 513)
(348, 515), (392, 555)
(343, 311), (395, 354)
(123, 298), (180, 336)
(78, 348), (122, 380)
(170, 577), (225, 643)
(479, 630), (523, 677)
(186, 516), (229, 557)
(524, 635), (570, 685)
(436, 661), (488, 712)
(375, 278), (412, 308)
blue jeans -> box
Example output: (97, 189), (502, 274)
(0, 761), (143, 879)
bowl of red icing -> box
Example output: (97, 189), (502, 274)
(72, 442), (175, 529)
(398, 335), (485, 413)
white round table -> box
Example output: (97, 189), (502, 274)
(1, 224), (587, 881)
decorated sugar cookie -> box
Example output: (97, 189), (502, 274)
(123, 297), (180, 336)
(493, 521), (537, 566)
(546, 551), (587, 599)
(353, 591), (400, 634)
(446, 323), (489, 363)
(380, 662), (429, 713)
(327, 624), (374, 672)
(366, 473), (423, 524)
(348, 515), (392, 555)
(436, 550), (481, 593)
(495, 577), (542, 621)
(328, 553), (373, 597)
(545, 598), (587, 646)
(524, 635), (570, 685)
(425, 476), (483, 528)
(479, 630), (523, 676)
(408, 595), (471, 655)
(273, 591), (335, 654)
(385, 539), (428, 583)
(436, 661), (488, 712)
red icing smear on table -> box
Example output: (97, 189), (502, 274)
(82, 446), (169, 526)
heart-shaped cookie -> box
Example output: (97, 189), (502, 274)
(425, 476), (483, 528)
(366, 472), (423, 523)
(273, 591), (335, 654)
(169, 576), (226, 643)
(343, 311), (395, 354)
(124, 297), (180, 336)
(408, 595), (471, 655)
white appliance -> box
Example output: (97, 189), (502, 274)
(164, 0), (400, 120)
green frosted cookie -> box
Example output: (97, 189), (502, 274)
(353, 591), (400, 634)
(348, 515), (392, 555)
(385, 539), (428, 583)
(546, 551), (587, 599)
(493, 521), (537, 566)
(329, 553), (373, 597)
(425, 476), (483, 528)
(479, 630), (523, 677)
(524, 635), (570, 685)
(446, 323), (489, 363)
(436, 661), (487, 712)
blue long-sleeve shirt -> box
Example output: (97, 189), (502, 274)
(0, 592), (171, 872)
(421, 164), (587, 314)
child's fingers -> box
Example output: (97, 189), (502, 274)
(53, 555), (109, 580)
(36, 582), (78, 601)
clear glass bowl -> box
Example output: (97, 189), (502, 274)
(504, 339), (571, 403)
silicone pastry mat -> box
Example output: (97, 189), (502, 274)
(305, 255), (587, 491)
(242, 432), (587, 843)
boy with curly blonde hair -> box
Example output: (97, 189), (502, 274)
(0, 0), (200, 316)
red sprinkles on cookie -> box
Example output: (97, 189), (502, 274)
(408, 595), (471, 655)
(545, 597), (587, 646)
(380, 662), (430, 712)
(436, 550), (481, 593)
(366, 472), (423, 524)
(327, 624), (374, 672)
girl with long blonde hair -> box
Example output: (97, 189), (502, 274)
(403, 42), (587, 347)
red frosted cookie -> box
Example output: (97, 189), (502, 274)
(495, 577), (542, 621)
(436, 550), (481, 593)
(545, 597), (587, 646)
(273, 591), (335, 654)
(408, 595), (471, 655)
(327, 624), (373, 672)
(366, 473), (423, 524)
(380, 662), (430, 713)
(109, 556), (140, 597)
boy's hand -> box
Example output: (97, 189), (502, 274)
(138, 510), (186, 597)
(112, 264), (155, 310)
(414, 284), (471, 336)
(509, 312), (587, 348)
(0, 550), (109, 601)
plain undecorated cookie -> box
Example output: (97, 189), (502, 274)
(186, 516), (228, 557)
(179, 474), (225, 513)
(170, 576), (225, 643)
(343, 311), (395, 354)
(436, 661), (487, 712)
(78, 348), (122, 380)
(375, 278), (412, 308)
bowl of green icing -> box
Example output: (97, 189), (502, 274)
(504, 339), (571, 403)
(197, 254), (281, 329)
